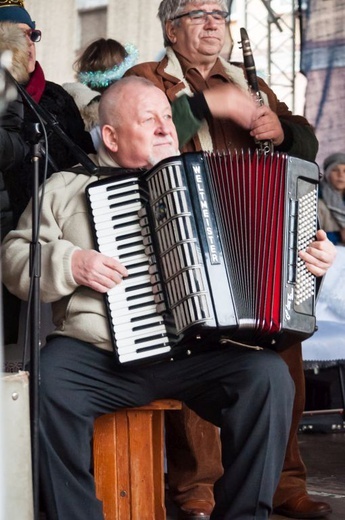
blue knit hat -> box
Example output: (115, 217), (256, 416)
(0, 1), (35, 29)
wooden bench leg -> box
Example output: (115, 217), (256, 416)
(93, 399), (182, 520)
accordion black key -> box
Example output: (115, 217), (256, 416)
(86, 150), (319, 364)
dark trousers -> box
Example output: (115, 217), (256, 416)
(165, 343), (307, 510)
(39, 337), (294, 520)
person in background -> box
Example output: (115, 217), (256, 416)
(0, 20), (29, 347)
(125, 1), (333, 518)
(0, 0), (95, 227)
(318, 152), (345, 246)
(0, 19), (29, 239)
(63, 37), (139, 150)
(1, 75), (337, 520)
(0, 0), (95, 347)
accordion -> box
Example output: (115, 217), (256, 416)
(86, 150), (319, 364)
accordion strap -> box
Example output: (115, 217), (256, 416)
(66, 165), (146, 178)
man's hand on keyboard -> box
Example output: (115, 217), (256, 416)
(71, 249), (128, 293)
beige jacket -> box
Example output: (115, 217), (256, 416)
(1, 146), (123, 352)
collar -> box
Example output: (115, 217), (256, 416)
(164, 47), (250, 96)
(174, 50), (230, 83)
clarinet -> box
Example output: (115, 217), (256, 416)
(239, 27), (273, 154)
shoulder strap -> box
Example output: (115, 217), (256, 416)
(65, 165), (146, 177)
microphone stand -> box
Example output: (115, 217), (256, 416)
(25, 122), (43, 520)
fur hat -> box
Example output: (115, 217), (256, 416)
(63, 82), (101, 131)
(63, 82), (100, 109)
(0, 21), (29, 83)
(0, 0), (35, 29)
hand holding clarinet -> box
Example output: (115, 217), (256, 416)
(240, 28), (284, 153)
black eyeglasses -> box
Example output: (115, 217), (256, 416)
(171, 9), (229, 24)
(23, 29), (42, 43)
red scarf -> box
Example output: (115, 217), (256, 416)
(25, 62), (46, 103)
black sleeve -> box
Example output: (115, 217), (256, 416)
(274, 121), (294, 152)
(30, 82), (96, 174)
(275, 119), (319, 161)
(0, 95), (28, 172)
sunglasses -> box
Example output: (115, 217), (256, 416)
(23, 29), (42, 43)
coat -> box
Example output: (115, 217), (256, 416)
(126, 47), (318, 161)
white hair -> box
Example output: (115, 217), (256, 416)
(158, 0), (229, 46)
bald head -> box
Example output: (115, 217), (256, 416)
(99, 76), (154, 127)
(99, 76), (179, 169)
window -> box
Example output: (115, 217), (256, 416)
(77, 0), (107, 8)
(79, 7), (107, 48)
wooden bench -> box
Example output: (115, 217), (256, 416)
(93, 399), (182, 520)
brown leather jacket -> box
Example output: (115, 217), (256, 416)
(126, 52), (318, 161)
